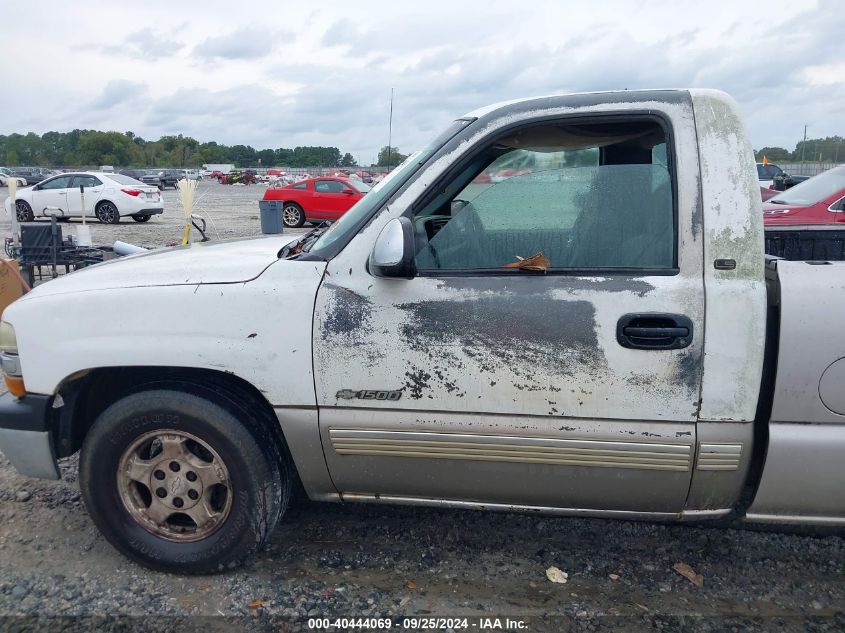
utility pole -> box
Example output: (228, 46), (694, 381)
(800, 124), (808, 163)
(387, 88), (394, 171)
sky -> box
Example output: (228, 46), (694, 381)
(1, 0), (843, 164)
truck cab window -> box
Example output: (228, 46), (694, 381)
(412, 120), (675, 272)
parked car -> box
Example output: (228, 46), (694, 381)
(220, 170), (256, 185)
(10, 168), (45, 186)
(181, 169), (202, 181)
(757, 162), (786, 188)
(2, 90), (845, 576)
(148, 169), (182, 189)
(760, 186), (779, 201)
(0, 168), (26, 187)
(118, 169), (161, 190)
(8, 171), (163, 223)
(763, 166), (845, 227)
(262, 177), (370, 227)
(772, 172), (811, 191)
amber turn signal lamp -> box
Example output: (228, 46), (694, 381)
(5, 375), (25, 398)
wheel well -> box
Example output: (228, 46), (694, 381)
(95, 199), (115, 210)
(54, 366), (288, 461)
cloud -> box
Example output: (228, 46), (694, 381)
(3, 0), (845, 161)
(92, 27), (184, 60)
(192, 27), (282, 61)
(91, 80), (149, 110)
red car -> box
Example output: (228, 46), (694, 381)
(263, 177), (370, 228)
(763, 166), (845, 228)
(760, 186), (778, 202)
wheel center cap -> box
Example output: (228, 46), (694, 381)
(169, 475), (187, 496)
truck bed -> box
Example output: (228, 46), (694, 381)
(746, 257), (845, 525)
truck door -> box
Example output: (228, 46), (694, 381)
(313, 102), (705, 514)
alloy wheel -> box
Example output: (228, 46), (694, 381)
(97, 203), (118, 223)
(283, 205), (303, 227)
(116, 430), (233, 542)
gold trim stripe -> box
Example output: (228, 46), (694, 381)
(696, 443), (743, 471)
(329, 429), (692, 472)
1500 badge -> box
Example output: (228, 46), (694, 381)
(336, 389), (402, 401)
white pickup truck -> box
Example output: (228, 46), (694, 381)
(0, 90), (843, 573)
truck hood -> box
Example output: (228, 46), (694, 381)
(19, 234), (300, 300)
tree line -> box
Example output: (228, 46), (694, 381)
(755, 136), (845, 163)
(0, 130), (404, 169)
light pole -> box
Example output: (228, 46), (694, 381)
(800, 124), (808, 163)
(387, 88), (394, 171)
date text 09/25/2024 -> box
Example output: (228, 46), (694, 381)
(307, 617), (528, 630)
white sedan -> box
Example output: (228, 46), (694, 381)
(9, 171), (164, 223)
(0, 168), (26, 187)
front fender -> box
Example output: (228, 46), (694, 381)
(4, 259), (326, 406)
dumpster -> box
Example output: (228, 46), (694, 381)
(258, 200), (284, 234)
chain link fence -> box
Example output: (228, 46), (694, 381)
(778, 162), (843, 177)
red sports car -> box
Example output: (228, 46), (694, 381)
(263, 177), (370, 228)
(763, 166), (845, 228)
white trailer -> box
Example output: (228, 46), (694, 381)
(201, 163), (235, 175)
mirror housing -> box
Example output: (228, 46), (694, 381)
(342, 188), (355, 195)
(369, 217), (416, 279)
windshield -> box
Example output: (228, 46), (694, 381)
(757, 164), (781, 180)
(308, 119), (473, 255)
(769, 167), (845, 206)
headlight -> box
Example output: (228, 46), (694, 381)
(0, 321), (17, 355)
(0, 322), (24, 396)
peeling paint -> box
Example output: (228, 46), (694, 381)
(692, 90), (766, 423)
(320, 284), (374, 339)
(398, 296), (604, 381)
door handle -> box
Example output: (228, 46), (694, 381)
(617, 313), (693, 350)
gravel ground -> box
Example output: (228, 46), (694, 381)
(0, 449), (842, 631)
(0, 180), (843, 630)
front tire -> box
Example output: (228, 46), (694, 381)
(79, 388), (290, 573)
(282, 203), (305, 228)
(15, 200), (34, 222)
(95, 202), (120, 224)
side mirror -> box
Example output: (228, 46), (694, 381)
(342, 188), (355, 195)
(369, 217), (416, 279)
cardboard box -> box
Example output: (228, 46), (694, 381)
(0, 259), (24, 316)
